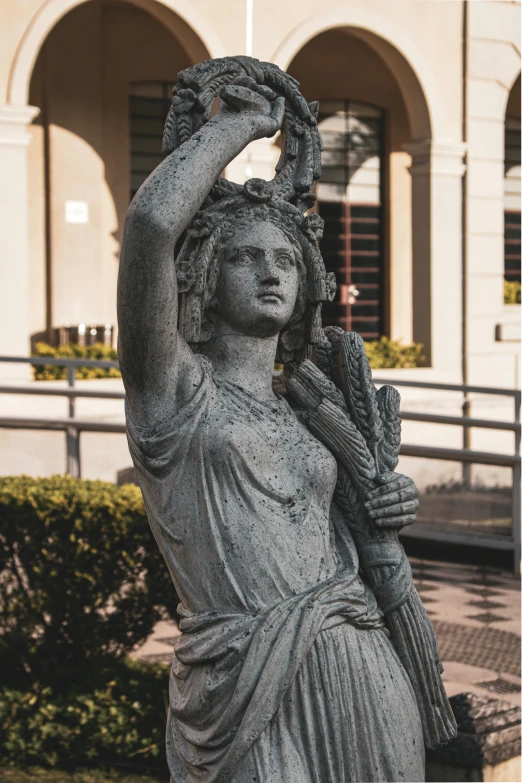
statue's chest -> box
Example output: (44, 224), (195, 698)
(206, 395), (338, 511)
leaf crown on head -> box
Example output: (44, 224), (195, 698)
(163, 56), (336, 363)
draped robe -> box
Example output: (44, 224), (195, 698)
(126, 356), (425, 782)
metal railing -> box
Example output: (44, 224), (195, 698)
(0, 356), (520, 571)
(372, 375), (521, 571)
(0, 355), (123, 477)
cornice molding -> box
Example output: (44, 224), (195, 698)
(0, 104), (40, 147)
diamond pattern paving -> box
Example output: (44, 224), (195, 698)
(432, 620), (521, 677)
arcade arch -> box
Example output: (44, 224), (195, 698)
(25, 0), (211, 343)
(504, 73), (521, 289)
(287, 26), (431, 350)
(8, 0), (224, 105)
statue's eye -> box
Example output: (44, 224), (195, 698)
(277, 254), (294, 268)
(235, 252), (254, 264)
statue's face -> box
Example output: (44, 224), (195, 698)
(215, 221), (299, 337)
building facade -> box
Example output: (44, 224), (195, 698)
(0, 0), (520, 385)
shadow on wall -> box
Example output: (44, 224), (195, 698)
(26, 0), (197, 340)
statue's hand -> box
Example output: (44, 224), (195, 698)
(364, 472), (419, 530)
(218, 80), (285, 140)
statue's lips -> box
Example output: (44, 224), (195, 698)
(258, 291), (284, 303)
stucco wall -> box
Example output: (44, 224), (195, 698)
(27, 0), (192, 334)
(465, 0), (521, 388)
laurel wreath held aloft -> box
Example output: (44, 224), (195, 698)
(162, 55), (323, 210)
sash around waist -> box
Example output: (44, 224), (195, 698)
(167, 569), (384, 783)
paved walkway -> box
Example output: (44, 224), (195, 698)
(135, 557), (521, 708)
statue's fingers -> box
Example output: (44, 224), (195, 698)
(367, 500), (418, 519)
(231, 75), (257, 89)
(374, 471), (396, 485)
(366, 475), (412, 501)
(219, 85), (272, 114)
(365, 484), (418, 510)
(270, 96), (285, 127)
(256, 84), (277, 101)
(374, 514), (417, 529)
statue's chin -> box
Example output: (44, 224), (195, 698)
(214, 308), (290, 341)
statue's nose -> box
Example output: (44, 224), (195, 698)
(260, 270), (280, 286)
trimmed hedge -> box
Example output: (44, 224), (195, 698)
(0, 769), (164, 782)
(0, 476), (178, 688)
(32, 337), (426, 379)
(32, 343), (121, 381)
(0, 659), (169, 770)
(504, 280), (521, 305)
(364, 336), (425, 369)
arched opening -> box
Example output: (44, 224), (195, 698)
(26, 0), (209, 345)
(504, 73), (521, 297)
(287, 28), (419, 344)
(316, 101), (385, 339)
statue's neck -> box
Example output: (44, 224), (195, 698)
(203, 323), (278, 402)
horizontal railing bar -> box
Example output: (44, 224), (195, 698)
(0, 356), (519, 402)
(400, 443), (520, 467)
(0, 418), (518, 465)
(400, 411), (520, 432)
(0, 385), (125, 400)
(373, 376), (520, 398)
(399, 525), (514, 550)
(375, 377), (520, 397)
(0, 355), (120, 369)
(0, 417), (126, 433)
(0, 387), (517, 432)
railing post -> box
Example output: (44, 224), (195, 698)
(66, 425), (81, 479)
(514, 390), (521, 457)
(513, 461), (521, 576)
(462, 394), (472, 488)
(67, 364), (76, 418)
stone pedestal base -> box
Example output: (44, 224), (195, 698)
(426, 693), (521, 783)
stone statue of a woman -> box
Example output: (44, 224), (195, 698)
(118, 57), (456, 783)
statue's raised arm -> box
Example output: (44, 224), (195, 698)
(117, 58), (320, 428)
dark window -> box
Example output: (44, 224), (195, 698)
(129, 82), (172, 201)
(316, 101), (385, 338)
(504, 115), (521, 284)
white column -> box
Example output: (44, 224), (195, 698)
(0, 105), (39, 381)
(404, 139), (467, 378)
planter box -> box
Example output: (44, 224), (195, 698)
(426, 692), (521, 783)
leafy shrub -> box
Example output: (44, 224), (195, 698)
(504, 280), (521, 304)
(32, 337), (425, 379)
(0, 658), (169, 771)
(0, 476), (178, 688)
(0, 769), (164, 782)
(364, 337), (425, 369)
(32, 343), (121, 381)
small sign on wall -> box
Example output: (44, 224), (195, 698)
(65, 201), (89, 224)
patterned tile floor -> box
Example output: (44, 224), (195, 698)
(135, 557), (521, 707)
(410, 557), (521, 707)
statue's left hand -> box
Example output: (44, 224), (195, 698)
(364, 472), (419, 530)
(217, 81), (285, 141)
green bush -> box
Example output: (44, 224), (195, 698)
(0, 658), (169, 771)
(32, 337), (425, 378)
(0, 769), (165, 782)
(32, 343), (121, 381)
(364, 336), (425, 369)
(504, 280), (521, 304)
(0, 476), (178, 688)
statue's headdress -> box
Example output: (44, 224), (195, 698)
(162, 56), (336, 364)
